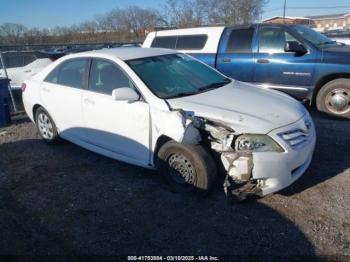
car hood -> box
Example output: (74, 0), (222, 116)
(166, 81), (306, 134)
(322, 44), (350, 64)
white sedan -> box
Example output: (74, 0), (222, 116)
(22, 47), (316, 200)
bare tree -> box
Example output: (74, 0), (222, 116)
(163, 0), (206, 27)
(0, 0), (268, 45)
(163, 0), (267, 27)
(207, 0), (268, 25)
(0, 23), (27, 44)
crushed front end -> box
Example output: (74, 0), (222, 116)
(189, 113), (316, 201)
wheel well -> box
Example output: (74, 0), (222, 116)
(313, 74), (350, 103)
(153, 135), (172, 167)
(32, 104), (42, 121)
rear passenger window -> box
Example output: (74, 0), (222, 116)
(88, 59), (132, 95)
(151, 36), (177, 49)
(151, 35), (208, 50)
(176, 35), (207, 50)
(45, 59), (88, 88)
(226, 29), (254, 53)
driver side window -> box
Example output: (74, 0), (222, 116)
(88, 59), (133, 95)
(258, 27), (300, 53)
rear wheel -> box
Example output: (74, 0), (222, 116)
(35, 107), (59, 143)
(157, 141), (217, 194)
(316, 78), (350, 118)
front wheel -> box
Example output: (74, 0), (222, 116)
(316, 78), (350, 118)
(35, 107), (59, 143)
(157, 141), (217, 194)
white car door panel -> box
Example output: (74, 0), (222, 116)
(40, 82), (84, 137)
(82, 90), (150, 165)
(82, 58), (150, 165)
(39, 58), (88, 139)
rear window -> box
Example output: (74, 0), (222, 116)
(151, 35), (208, 50)
(151, 36), (177, 49)
(45, 58), (88, 89)
(226, 29), (254, 53)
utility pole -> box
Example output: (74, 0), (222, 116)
(283, 0), (287, 24)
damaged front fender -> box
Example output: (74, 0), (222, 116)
(150, 108), (260, 200)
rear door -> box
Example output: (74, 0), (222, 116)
(82, 58), (150, 165)
(40, 58), (89, 138)
(216, 26), (256, 82)
(254, 25), (316, 89)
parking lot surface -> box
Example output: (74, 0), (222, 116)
(0, 110), (349, 258)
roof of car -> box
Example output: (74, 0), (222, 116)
(77, 47), (178, 61)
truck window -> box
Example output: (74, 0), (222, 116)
(151, 35), (208, 50)
(151, 36), (177, 49)
(226, 29), (254, 53)
(176, 35), (207, 50)
(258, 27), (299, 53)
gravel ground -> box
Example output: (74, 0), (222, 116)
(0, 110), (349, 260)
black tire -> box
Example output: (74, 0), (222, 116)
(35, 107), (59, 143)
(316, 78), (350, 118)
(157, 141), (217, 194)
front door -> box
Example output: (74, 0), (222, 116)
(82, 58), (150, 165)
(254, 25), (316, 89)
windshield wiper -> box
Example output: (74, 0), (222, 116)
(165, 91), (198, 99)
(197, 78), (231, 93)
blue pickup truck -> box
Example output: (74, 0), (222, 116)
(143, 24), (350, 118)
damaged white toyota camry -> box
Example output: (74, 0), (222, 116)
(22, 48), (316, 200)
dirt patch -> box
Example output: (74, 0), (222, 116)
(0, 111), (349, 258)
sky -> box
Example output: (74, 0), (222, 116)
(1, 0), (350, 28)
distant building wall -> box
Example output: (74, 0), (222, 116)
(263, 16), (314, 26)
(308, 14), (350, 32)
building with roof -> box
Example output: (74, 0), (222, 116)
(308, 13), (350, 32)
(262, 13), (350, 33)
(262, 16), (314, 26)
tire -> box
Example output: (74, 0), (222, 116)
(35, 107), (59, 143)
(157, 141), (217, 194)
(316, 78), (350, 118)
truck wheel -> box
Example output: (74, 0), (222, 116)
(316, 78), (350, 118)
(35, 107), (59, 143)
(157, 141), (217, 194)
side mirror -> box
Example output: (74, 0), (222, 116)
(284, 41), (307, 55)
(112, 87), (140, 102)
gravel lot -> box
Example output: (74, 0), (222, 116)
(0, 109), (349, 259)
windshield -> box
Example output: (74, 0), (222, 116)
(292, 25), (336, 47)
(126, 54), (231, 99)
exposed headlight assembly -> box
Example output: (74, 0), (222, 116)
(235, 134), (284, 153)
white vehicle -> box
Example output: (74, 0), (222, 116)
(22, 47), (316, 199)
(0, 51), (59, 89)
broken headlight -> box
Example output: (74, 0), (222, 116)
(235, 134), (284, 153)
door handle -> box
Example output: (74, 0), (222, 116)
(42, 87), (50, 93)
(222, 58), (232, 63)
(257, 59), (270, 64)
(83, 98), (95, 105)
(24, 70), (32, 73)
